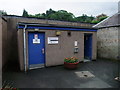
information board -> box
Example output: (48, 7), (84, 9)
(48, 37), (58, 44)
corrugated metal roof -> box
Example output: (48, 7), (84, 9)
(93, 13), (120, 28)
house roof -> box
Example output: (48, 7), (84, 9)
(93, 13), (120, 29)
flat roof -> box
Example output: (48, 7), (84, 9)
(3, 15), (96, 29)
(18, 23), (97, 32)
(3, 15), (95, 24)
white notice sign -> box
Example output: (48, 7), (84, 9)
(48, 37), (58, 44)
(33, 39), (40, 44)
(33, 34), (40, 44)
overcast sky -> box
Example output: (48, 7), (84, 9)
(0, 0), (119, 17)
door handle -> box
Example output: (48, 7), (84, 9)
(42, 48), (45, 54)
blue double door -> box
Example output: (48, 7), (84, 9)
(28, 32), (45, 69)
(84, 34), (92, 60)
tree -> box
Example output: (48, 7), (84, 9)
(75, 14), (95, 23)
(96, 14), (108, 21)
(22, 8), (108, 24)
(47, 10), (75, 21)
(91, 14), (108, 24)
(0, 10), (7, 15)
(56, 10), (75, 21)
(46, 8), (56, 18)
(22, 9), (29, 17)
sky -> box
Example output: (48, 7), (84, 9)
(0, 0), (119, 17)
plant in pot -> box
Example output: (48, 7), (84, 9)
(64, 57), (79, 69)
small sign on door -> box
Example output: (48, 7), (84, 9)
(33, 34), (40, 44)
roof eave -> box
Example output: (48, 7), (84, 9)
(93, 13), (118, 28)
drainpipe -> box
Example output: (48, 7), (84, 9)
(23, 25), (27, 72)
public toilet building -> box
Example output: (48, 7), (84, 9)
(0, 16), (97, 71)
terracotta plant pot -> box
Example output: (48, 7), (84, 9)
(64, 62), (79, 69)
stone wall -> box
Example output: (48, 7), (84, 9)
(97, 27), (119, 60)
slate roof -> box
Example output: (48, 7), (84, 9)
(93, 13), (120, 28)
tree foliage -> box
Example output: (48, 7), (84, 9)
(22, 9), (29, 17)
(75, 14), (95, 23)
(91, 14), (108, 24)
(0, 10), (7, 15)
(21, 9), (108, 24)
(46, 10), (75, 21)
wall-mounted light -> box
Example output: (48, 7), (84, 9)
(56, 31), (61, 36)
(35, 28), (39, 31)
(68, 31), (71, 36)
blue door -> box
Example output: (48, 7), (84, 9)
(84, 34), (92, 60)
(28, 32), (45, 69)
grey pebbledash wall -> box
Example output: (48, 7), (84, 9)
(0, 18), (2, 88)
(17, 29), (97, 71)
(0, 17), (8, 70)
(1, 16), (97, 71)
(97, 27), (119, 60)
(0, 17), (7, 87)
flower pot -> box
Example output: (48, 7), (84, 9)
(64, 62), (79, 69)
